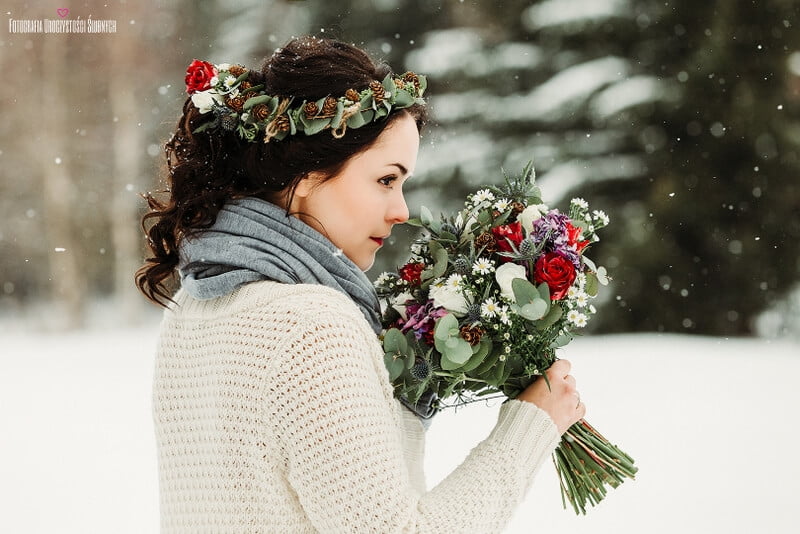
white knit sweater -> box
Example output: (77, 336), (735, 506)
(153, 281), (560, 533)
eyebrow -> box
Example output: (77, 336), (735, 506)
(390, 163), (411, 177)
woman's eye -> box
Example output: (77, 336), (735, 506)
(378, 175), (397, 187)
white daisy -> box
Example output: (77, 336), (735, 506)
(445, 273), (464, 290)
(471, 189), (495, 204)
(567, 286), (580, 299)
(472, 257), (495, 275)
(574, 292), (589, 308)
(493, 198), (512, 212)
(374, 272), (392, 287)
(224, 75), (237, 88)
(216, 63), (231, 71)
(592, 210), (610, 226)
(571, 197), (589, 209)
(567, 310), (589, 327)
(576, 273), (587, 288)
(480, 298), (500, 318)
(498, 305), (511, 325)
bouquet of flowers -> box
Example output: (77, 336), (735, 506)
(374, 163), (636, 514)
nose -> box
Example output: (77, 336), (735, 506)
(387, 189), (409, 224)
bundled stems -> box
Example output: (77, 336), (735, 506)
(553, 419), (637, 514)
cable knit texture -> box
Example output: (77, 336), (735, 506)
(153, 280), (560, 533)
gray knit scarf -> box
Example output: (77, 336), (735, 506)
(179, 197), (382, 333)
(178, 196), (437, 423)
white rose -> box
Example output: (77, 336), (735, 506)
(391, 291), (414, 320)
(495, 262), (528, 302)
(430, 284), (469, 315)
(190, 90), (222, 114)
(517, 204), (549, 233)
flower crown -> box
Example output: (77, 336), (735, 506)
(184, 59), (427, 143)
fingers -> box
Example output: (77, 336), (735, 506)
(548, 358), (571, 377)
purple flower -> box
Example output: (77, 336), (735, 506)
(530, 209), (582, 269)
(400, 299), (448, 344)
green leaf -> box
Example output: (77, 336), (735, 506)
(456, 339), (491, 372)
(596, 266), (610, 285)
(512, 278), (539, 306)
(420, 206), (433, 226)
(383, 328), (407, 353)
(384, 352), (405, 381)
(536, 303), (563, 329)
(433, 313), (457, 341)
(346, 109), (367, 129)
(520, 300), (548, 321)
(242, 94), (273, 110)
(440, 338), (473, 369)
(330, 101), (345, 129)
(537, 282), (551, 302)
(432, 247), (448, 279)
(585, 272), (599, 297)
(393, 88), (414, 107)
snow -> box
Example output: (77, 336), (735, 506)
(523, 0), (629, 31)
(1, 323), (797, 533)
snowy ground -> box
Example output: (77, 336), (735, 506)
(1, 320), (797, 533)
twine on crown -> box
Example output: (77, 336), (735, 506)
(263, 98), (293, 143)
(332, 102), (364, 139)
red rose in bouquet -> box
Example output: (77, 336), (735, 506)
(185, 59), (218, 94)
(534, 252), (577, 300)
(398, 262), (425, 286)
(491, 221), (524, 257)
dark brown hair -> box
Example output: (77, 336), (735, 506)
(135, 36), (427, 306)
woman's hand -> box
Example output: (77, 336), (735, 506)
(517, 359), (585, 435)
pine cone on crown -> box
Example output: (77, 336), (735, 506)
(252, 104), (271, 121)
(345, 88), (360, 102)
(403, 71), (420, 90)
(275, 115), (291, 132)
(321, 96), (338, 116)
(370, 80), (386, 103)
(226, 95), (246, 112)
(304, 101), (319, 119)
(393, 78), (406, 90)
(228, 65), (247, 77)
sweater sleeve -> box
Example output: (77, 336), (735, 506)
(261, 302), (560, 533)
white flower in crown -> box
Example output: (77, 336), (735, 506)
(216, 63), (231, 71)
(190, 89), (224, 114)
(209, 75), (219, 87)
(224, 76), (238, 89)
(495, 262), (527, 302)
(518, 203), (549, 233)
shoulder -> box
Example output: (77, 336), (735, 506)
(169, 281), (368, 329)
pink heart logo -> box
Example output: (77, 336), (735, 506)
(56, 8), (69, 18)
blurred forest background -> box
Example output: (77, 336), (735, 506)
(1, 0), (799, 337)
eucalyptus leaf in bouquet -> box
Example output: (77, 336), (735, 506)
(374, 163), (636, 514)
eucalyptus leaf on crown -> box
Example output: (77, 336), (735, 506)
(184, 59), (426, 143)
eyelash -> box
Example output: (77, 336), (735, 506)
(378, 175), (398, 187)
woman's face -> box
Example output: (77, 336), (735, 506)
(291, 113), (420, 271)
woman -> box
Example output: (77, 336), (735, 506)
(137, 36), (586, 533)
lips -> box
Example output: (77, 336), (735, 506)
(370, 237), (384, 246)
